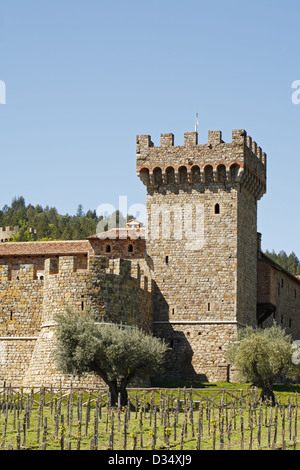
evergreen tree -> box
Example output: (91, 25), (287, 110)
(265, 249), (300, 276)
(0, 196), (139, 242)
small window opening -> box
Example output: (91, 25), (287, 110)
(208, 303), (210, 311)
(215, 203), (220, 214)
(289, 319), (292, 328)
(10, 311), (13, 321)
(165, 256), (169, 264)
(172, 308), (175, 315)
(128, 244), (133, 253)
(106, 245), (111, 253)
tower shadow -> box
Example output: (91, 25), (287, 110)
(151, 282), (208, 385)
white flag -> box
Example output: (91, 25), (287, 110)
(195, 113), (198, 132)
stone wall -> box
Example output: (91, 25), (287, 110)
(0, 226), (19, 242)
(257, 252), (300, 339)
(0, 254), (153, 388)
(153, 322), (239, 383)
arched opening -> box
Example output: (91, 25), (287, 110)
(153, 167), (163, 185)
(217, 164), (226, 183)
(215, 203), (220, 214)
(106, 245), (111, 253)
(191, 165), (201, 183)
(139, 168), (150, 185)
(178, 166), (188, 184)
(230, 163), (240, 182)
(166, 166), (175, 184)
(204, 165), (213, 183)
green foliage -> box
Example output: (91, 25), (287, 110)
(54, 309), (169, 388)
(265, 249), (300, 276)
(0, 196), (134, 241)
(11, 222), (35, 242)
(227, 324), (300, 400)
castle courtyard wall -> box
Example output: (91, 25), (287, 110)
(257, 253), (300, 339)
(0, 255), (153, 388)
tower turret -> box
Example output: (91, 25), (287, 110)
(137, 129), (267, 382)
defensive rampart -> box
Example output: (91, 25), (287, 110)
(0, 255), (153, 388)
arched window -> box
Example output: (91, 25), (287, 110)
(153, 167), (163, 185)
(191, 165), (201, 183)
(230, 163), (240, 182)
(166, 166), (175, 184)
(204, 165), (213, 183)
(140, 168), (150, 185)
(215, 203), (220, 214)
(106, 245), (111, 253)
(217, 164), (226, 183)
(178, 166), (188, 184)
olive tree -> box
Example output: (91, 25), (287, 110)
(54, 309), (169, 406)
(227, 323), (300, 404)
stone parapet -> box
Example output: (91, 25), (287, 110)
(0, 253), (153, 387)
(136, 130), (266, 200)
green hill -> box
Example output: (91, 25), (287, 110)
(0, 196), (130, 242)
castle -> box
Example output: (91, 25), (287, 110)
(0, 128), (299, 388)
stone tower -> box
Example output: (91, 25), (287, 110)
(136, 129), (267, 382)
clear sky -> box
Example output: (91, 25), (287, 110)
(0, 0), (299, 255)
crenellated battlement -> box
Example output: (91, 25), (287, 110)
(136, 129), (266, 163)
(42, 255), (152, 293)
(136, 130), (266, 200)
(0, 226), (37, 242)
(41, 254), (153, 334)
(0, 254), (153, 294)
(0, 263), (38, 281)
(0, 226), (19, 233)
(0, 226), (19, 242)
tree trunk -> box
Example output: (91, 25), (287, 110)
(108, 380), (128, 407)
(260, 385), (276, 405)
(119, 380), (128, 407)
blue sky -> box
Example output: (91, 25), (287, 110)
(0, 0), (299, 255)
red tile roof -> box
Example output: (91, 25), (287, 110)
(0, 240), (90, 256)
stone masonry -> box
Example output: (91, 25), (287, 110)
(0, 254), (152, 388)
(136, 129), (266, 382)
